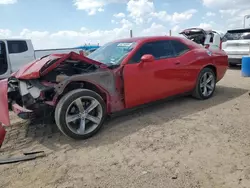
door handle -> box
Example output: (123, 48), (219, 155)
(175, 62), (180, 65)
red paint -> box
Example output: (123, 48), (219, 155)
(0, 123), (6, 148)
(13, 55), (58, 79)
(41, 52), (107, 77)
(0, 79), (10, 126)
(120, 36), (228, 109)
(14, 52), (107, 80)
(0, 36), (228, 126)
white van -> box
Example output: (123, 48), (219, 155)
(0, 39), (92, 79)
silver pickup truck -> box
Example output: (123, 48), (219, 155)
(222, 28), (250, 66)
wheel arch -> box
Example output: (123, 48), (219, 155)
(202, 64), (217, 79)
(55, 80), (111, 112)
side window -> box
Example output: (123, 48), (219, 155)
(7, 41), (28, 54)
(170, 40), (190, 56)
(209, 33), (214, 43)
(129, 41), (175, 64)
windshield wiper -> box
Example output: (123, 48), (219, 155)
(106, 63), (119, 69)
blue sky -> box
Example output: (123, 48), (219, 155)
(0, 0), (250, 49)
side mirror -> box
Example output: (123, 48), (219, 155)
(141, 54), (154, 63)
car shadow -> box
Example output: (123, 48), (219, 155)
(1, 85), (248, 153)
(229, 65), (241, 70)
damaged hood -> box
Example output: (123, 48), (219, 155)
(13, 52), (107, 80)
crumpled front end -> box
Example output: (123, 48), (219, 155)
(0, 77), (49, 126)
(0, 52), (111, 125)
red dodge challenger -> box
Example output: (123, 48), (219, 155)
(0, 36), (228, 141)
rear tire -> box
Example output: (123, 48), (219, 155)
(192, 68), (216, 100)
(55, 89), (106, 140)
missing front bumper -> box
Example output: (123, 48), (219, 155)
(12, 103), (33, 120)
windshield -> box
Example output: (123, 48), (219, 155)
(222, 30), (250, 41)
(87, 41), (137, 66)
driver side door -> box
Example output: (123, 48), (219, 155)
(122, 40), (177, 109)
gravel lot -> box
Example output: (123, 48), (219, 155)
(1, 67), (250, 188)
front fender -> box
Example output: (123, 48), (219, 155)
(54, 71), (125, 113)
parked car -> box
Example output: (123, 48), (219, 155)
(0, 39), (99, 79)
(180, 28), (222, 50)
(222, 28), (250, 66)
(0, 36), (228, 140)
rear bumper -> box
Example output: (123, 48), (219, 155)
(228, 58), (242, 65)
(227, 54), (249, 65)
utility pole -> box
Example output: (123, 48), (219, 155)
(243, 15), (250, 28)
(130, 30), (133, 38)
(169, 30), (172, 36)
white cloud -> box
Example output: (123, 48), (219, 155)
(126, 0), (196, 25)
(172, 9), (197, 23)
(0, 29), (12, 37)
(0, 0), (16, 4)
(219, 8), (250, 29)
(203, 0), (250, 30)
(73, 0), (125, 15)
(196, 23), (213, 30)
(172, 25), (180, 32)
(171, 25), (182, 36)
(80, 27), (88, 31)
(113, 12), (125, 18)
(202, 0), (250, 9)
(151, 11), (171, 22)
(73, 0), (105, 15)
(152, 9), (197, 24)
(219, 9), (239, 17)
(206, 12), (216, 16)
(0, 18), (134, 49)
(120, 19), (133, 28)
(127, 0), (155, 24)
(142, 23), (167, 36)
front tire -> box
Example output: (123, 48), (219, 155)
(55, 89), (106, 140)
(192, 67), (216, 100)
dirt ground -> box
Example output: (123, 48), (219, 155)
(1, 67), (250, 188)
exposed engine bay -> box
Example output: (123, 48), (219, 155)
(7, 59), (101, 119)
(42, 59), (99, 82)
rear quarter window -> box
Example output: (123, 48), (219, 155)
(170, 40), (190, 56)
(7, 40), (28, 54)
